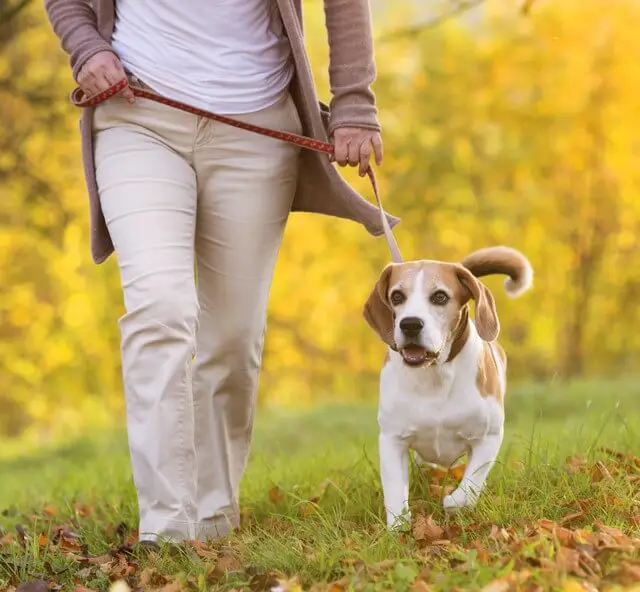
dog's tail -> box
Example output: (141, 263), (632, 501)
(461, 246), (533, 298)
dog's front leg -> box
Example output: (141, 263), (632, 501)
(443, 430), (503, 513)
(379, 432), (410, 530)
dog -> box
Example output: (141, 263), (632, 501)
(363, 246), (533, 529)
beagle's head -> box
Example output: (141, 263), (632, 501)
(363, 260), (499, 367)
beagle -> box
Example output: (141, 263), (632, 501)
(363, 246), (533, 529)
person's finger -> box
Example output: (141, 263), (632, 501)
(334, 136), (349, 167)
(347, 137), (360, 168)
(359, 139), (372, 177)
(107, 57), (135, 103)
(372, 134), (383, 166)
(80, 72), (101, 98)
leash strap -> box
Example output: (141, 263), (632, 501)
(70, 79), (403, 263)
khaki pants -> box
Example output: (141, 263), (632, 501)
(93, 89), (301, 542)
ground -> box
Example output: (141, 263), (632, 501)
(0, 377), (639, 592)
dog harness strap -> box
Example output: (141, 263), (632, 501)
(70, 79), (403, 263)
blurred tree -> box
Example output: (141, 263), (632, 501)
(0, 0), (638, 439)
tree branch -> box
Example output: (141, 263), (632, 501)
(376, 0), (488, 45)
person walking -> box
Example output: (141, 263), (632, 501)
(44, 0), (399, 544)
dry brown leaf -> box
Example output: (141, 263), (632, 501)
(429, 484), (454, 497)
(212, 548), (242, 578)
(73, 502), (93, 517)
(566, 456), (586, 474)
(427, 467), (448, 485)
(620, 562), (640, 582)
(108, 556), (137, 580)
(37, 534), (48, 548)
(139, 567), (170, 589)
(298, 501), (316, 518)
(42, 504), (57, 518)
(412, 513), (444, 543)
(249, 570), (288, 591)
(450, 464), (466, 482)
(480, 579), (510, 592)
(0, 532), (15, 547)
(268, 485), (286, 505)
(87, 554), (114, 565)
(554, 526), (574, 546)
(411, 581), (432, 592)
(556, 546), (587, 578)
(591, 461), (614, 483)
(560, 511), (584, 526)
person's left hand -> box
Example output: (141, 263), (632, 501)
(332, 127), (383, 177)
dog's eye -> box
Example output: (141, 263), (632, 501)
(389, 290), (406, 306)
(430, 290), (449, 305)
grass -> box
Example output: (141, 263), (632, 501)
(0, 377), (639, 591)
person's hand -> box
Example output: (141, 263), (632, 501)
(77, 51), (135, 104)
(331, 127), (383, 177)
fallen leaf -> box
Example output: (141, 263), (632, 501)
(560, 511), (584, 526)
(139, 567), (170, 588)
(107, 556), (137, 580)
(411, 580), (432, 592)
(412, 513), (444, 543)
(620, 562), (640, 582)
(211, 548), (242, 578)
(188, 539), (217, 560)
(268, 485), (286, 505)
(298, 501), (316, 518)
(449, 464), (466, 482)
(429, 484), (454, 497)
(249, 570), (287, 591)
(591, 461), (614, 483)
(556, 546), (587, 578)
(566, 456), (586, 474)
(481, 579), (510, 592)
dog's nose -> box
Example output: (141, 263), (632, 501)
(399, 317), (424, 336)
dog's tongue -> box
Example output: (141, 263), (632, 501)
(401, 345), (428, 364)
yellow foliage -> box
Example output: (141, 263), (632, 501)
(1, 0), (639, 438)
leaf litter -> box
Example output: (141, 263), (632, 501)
(1, 449), (639, 592)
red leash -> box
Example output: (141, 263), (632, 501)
(70, 79), (403, 263)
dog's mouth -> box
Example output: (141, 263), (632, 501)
(400, 345), (439, 367)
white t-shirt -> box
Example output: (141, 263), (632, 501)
(111, 0), (294, 115)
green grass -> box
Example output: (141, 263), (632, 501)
(1, 377), (639, 592)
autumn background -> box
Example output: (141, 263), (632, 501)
(1, 0), (639, 590)
(1, 0), (637, 446)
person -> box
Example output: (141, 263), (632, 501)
(44, 0), (399, 544)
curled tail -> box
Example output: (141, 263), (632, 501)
(461, 246), (533, 298)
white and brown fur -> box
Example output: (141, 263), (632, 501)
(363, 246), (533, 529)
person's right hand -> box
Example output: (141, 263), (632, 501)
(76, 51), (135, 104)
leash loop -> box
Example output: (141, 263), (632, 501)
(70, 79), (403, 263)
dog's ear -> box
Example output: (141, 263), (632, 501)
(363, 264), (396, 349)
(455, 265), (500, 342)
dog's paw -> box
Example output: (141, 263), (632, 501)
(443, 484), (479, 514)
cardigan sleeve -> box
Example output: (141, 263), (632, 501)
(44, 0), (116, 81)
(323, 0), (381, 133)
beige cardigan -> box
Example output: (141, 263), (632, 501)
(44, 0), (400, 264)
